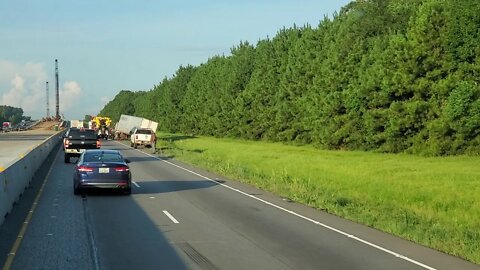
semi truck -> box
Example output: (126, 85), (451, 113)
(114, 114), (158, 140)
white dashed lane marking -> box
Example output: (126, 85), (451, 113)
(163, 210), (179, 224)
(117, 141), (437, 270)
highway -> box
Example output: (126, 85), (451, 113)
(1, 140), (479, 270)
(0, 130), (57, 170)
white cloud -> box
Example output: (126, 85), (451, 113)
(2, 75), (26, 107)
(0, 60), (17, 82)
(0, 60), (48, 118)
(0, 60), (82, 119)
(12, 74), (25, 89)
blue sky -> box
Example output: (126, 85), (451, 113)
(0, 0), (351, 120)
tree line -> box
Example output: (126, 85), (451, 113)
(100, 0), (480, 156)
(0, 105), (29, 124)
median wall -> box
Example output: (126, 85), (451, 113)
(0, 132), (62, 226)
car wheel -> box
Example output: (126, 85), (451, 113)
(133, 143), (137, 149)
(74, 186), (80, 195)
(64, 154), (70, 163)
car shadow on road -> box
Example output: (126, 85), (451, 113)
(80, 191), (190, 269)
(132, 179), (226, 195)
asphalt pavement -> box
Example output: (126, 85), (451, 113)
(1, 140), (478, 270)
(0, 131), (57, 170)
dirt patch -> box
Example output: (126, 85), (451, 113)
(33, 120), (61, 130)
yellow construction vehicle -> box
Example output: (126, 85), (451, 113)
(91, 116), (113, 140)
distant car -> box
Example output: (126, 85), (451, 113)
(73, 149), (131, 195)
(18, 121), (26, 131)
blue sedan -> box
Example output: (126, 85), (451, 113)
(73, 149), (132, 195)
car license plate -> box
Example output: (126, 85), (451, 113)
(99, 168), (109, 173)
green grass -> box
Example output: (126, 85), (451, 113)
(156, 132), (480, 264)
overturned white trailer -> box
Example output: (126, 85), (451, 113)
(114, 114), (158, 139)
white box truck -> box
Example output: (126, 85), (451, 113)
(70, 120), (84, 129)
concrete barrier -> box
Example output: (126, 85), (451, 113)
(0, 131), (62, 225)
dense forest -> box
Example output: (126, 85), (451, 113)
(0, 105), (28, 124)
(100, 0), (480, 156)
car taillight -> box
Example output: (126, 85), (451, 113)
(135, 135), (138, 140)
(114, 166), (130, 172)
(96, 140), (101, 148)
(64, 139), (69, 148)
(77, 165), (94, 172)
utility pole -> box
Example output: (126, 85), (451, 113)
(46, 81), (50, 118)
(55, 59), (60, 120)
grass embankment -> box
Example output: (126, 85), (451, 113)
(156, 133), (480, 264)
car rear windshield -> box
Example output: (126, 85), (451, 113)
(67, 129), (97, 140)
(84, 153), (124, 162)
(136, 129), (153, 135)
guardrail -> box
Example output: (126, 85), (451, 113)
(0, 131), (63, 225)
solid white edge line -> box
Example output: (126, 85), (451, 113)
(163, 210), (179, 224)
(132, 181), (140, 188)
(116, 141), (437, 270)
